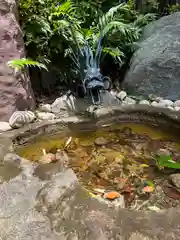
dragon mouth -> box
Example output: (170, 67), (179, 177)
(89, 88), (101, 105)
(86, 79), (104, 105)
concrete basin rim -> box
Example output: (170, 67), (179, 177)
(0, 104), (180, 217)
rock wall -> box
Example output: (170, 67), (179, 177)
(0, 0), (35, 121)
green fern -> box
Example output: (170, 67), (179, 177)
(7, 58), (48, 71)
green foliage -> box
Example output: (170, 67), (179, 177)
(155, 155), (180, 169)
(19, 0), (156, 84)
(168, 4), (180, 13)
(7, 58), (48, 71)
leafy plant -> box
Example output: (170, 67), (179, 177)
(19, 0), (156, 91)
(168, 4), (180, 13)
(7, 58), (48, 71)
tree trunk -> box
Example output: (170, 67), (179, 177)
(0, 0), (35, 121)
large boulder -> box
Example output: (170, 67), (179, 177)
(123, 12), (180, 101)
(0, 0), (35, 121)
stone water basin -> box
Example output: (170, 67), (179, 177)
(16, 122), (180, 210)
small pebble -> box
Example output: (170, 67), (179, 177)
(139, 100), (150, 105)
(123, 97), (136, 105)
(151, 101), (166, 108)
(174, 106), (180, 111)
(116, 91), (127, 101)
(159, 99), (174, 107)
(174, 100), (180, 107)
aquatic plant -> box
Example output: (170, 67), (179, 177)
(155, 155), (180, 169)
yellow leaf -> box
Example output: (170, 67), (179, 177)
(64, 136), (72, 149)
(140, 164), (149, 168)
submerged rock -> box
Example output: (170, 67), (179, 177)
(170, 173), (180, 189)
(94, 137), (108, 146)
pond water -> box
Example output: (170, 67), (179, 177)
(16, 123), (180, 210)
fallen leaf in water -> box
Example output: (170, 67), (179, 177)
(42, 148), (46, 156)
(142, 186), (154, 193)
(139, 164), (149, 168)
(88, 191), (99, 199)
(74, 138), (79, 146)
(93, 188), (105, 194)
(162, 185), (180, 200)
(121, 184), (132, 193)
(73, 147), (89, 158)
(64, 136), (72, 149)
(39, 153), (57, 164)
(144, 180), (155, 188)
(95, 155), (106, 163)
(103, 191), (120, 200)
(148, 206), (161, 212)
(80, 165), (89, 171)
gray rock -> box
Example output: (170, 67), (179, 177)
(9, 111), (36, 128)
(139, 100), (150, 105)
(116, 91), (127, 101)
(36, 112), (55, 120)
(123, 13), (180, 101)
(51, 95), (77, 114)
(0, 122), (12, 132)
(38, 104), (52, 112)
(170, 173), (180, 189)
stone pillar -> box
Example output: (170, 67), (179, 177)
(0, 0), (35, 121)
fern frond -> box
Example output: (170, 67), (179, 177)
(98, 3), (132, 30)
(103, 47), (124, 58)
(7, 58), (48, 71)
(133, 13), (157, 28)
